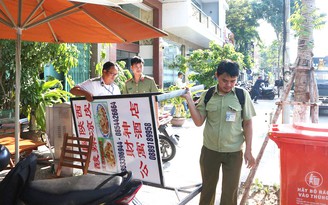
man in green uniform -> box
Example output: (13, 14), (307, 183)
(123, 56), (158, 94)
(183, 60), (256, 205)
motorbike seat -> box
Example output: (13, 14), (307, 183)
(22, 174), (128, 205)
(159, 113), (173, 126)
(158, 112), (171, 120)
(0, 153), (142, 205)
(261, 86), (273, 91)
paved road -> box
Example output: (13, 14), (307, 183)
(135, 99), (328, 205)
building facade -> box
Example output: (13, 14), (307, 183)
(72, 0), (230, 89)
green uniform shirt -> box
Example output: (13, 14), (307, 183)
(196, 86), (256, 152)
(123, 75), (158, 94)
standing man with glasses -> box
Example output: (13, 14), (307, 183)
(70, 61), (120, 101)
(123, 56), (158, 94)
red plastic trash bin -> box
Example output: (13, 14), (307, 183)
(269, 123), (328, 205)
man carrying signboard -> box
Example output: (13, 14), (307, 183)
(70, 61), (121, 101)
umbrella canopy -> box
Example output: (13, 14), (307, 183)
(0, 0), (166, 43)
(0, 0), (167, 163)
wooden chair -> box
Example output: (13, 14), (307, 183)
(56, 133), (93, 177)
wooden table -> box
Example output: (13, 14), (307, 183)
(0, 136), (46, 167)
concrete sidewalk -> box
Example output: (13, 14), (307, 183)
(0, 99), (280, 205)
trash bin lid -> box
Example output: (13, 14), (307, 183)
(269, 123), (328, 145)
(292, 123), (328, 132)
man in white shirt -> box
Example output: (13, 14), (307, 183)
(70, 61), (120, 101)
(175, 71), (186, 88)
(171, 71), (188, 115)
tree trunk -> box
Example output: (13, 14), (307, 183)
(293, 0), (318, 123)
(29, 112), (37, 131)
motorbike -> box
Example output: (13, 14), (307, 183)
(259, 85), (275, 100)
(0, 145), (142, 205)
(251, 83), (275, 100)
(238, 81), (253, 94)
(158, 112), (180, 162)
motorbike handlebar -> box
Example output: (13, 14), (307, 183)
(158, 115), (173, 126)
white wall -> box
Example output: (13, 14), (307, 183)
(163, 2), (190, 28)
(139, 45), (154, 76)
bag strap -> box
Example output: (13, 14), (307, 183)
(235, 87), (245, 119)
(204, 86), (215, 106)
(204, 86), (245, 118)
(91, 171), (133, 205)
(204, 86), (245, 107)
(95, 171), (131, 190)
(235, 87), (245, 108)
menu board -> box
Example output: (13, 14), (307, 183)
(71, 94), (164, 185)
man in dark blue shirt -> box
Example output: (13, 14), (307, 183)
(252, 76), (266, 103)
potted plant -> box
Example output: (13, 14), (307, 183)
(20, 77), (72, 140)
(168, 85), (187, 127)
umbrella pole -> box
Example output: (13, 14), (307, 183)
(14, 28), (22, 164)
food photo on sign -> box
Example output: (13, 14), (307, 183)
(95, 103), (112, 138)
(70, 100), (118, 173)
(97, 138), (116, 171)
(92, 102), (117, 172)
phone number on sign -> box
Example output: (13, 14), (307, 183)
(110, 102), (122, 136)
(117, 141), (126, 172)
(144, 123), (156, 161)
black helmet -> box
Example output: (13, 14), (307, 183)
(0, 145), (11, 171)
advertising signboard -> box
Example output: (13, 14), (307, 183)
(71, 94), (164, 185)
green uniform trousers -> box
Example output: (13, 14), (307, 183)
(199, 146), (243, 205)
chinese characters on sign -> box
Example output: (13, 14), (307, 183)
(71, 95), (163, 185)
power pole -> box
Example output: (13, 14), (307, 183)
(282, 0), (291, 124)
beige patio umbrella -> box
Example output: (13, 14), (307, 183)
(0, 0), (167, 163)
